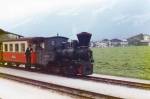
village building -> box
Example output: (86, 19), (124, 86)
(91, 39), (111, 48)
(90, 38), (128, 48)
(101, 39), (111, 47)
(120, 39), (128, 47)
(127, 33), (150, 46)
(110, 39), (122, 47)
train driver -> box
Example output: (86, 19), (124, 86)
(25, 45), (33, 67)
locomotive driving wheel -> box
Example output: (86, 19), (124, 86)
(63, 64), (77, 76)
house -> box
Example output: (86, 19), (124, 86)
(90, 41), (108, 48)
(120, 39), (128, 47)
(90, 38), (128, 48)
(110, 39), (123, 47)
(97, 41), (108, 48)
(90, 39), (111, 48)
(101, 39), (111, 47)
(127, 33), (150, 46)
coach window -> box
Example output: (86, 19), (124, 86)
(21, 43), (25, 52)
(9, 44), (13, 52)
(15, 44), (19, 52)
(4, 44), (8, 52)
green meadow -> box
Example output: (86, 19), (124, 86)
(92, 46), (150, 80)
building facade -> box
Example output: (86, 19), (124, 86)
(91, 38), (128, 48)
(127, 33), (150, 46)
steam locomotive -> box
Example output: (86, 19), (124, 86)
(0, 32), (94, 76)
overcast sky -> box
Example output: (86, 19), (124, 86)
(0, 0), (150, 40)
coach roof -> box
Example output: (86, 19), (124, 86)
(2, 37), (45, 42)
(2, 36), (69, 42)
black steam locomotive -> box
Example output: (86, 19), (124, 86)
(43, 32), (94, 76)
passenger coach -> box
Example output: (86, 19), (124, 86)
(0, 37), (45, 67)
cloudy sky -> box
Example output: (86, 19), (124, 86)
(0, 0), (150, 40)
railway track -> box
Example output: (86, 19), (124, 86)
(1, 66), (150, 98)
(82, 75), (150, 90)
(1, 66), (150, 90)
(0, 68), (118, 99)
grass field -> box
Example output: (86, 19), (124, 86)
(92, 46), (150, 80)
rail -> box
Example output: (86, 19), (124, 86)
(81, 75), (150, 90)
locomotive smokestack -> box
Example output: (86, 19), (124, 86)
(77, 32), (92, 47)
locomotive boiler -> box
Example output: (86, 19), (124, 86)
(0, 32), (94, 76)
